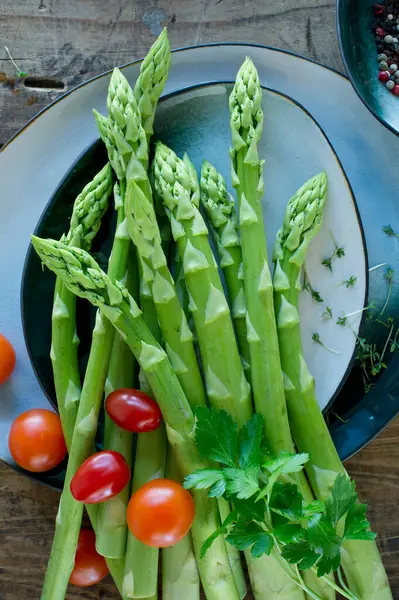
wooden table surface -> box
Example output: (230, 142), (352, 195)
(0, 1), (398, 599)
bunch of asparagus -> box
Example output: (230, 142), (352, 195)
(31, 30), (392, 600)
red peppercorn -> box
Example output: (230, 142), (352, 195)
(378, 70), (391, 82)
(374, 4), (384, 15)
(393, 84), (399, 96)
(376, 27), (385, 37)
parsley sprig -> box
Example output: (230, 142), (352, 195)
(185, 408), (375, 600)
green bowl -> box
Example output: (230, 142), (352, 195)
(337, 0), (399, 136)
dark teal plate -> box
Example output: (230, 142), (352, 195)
(20, 82), (399, 491)
(337, 0), (399, 136)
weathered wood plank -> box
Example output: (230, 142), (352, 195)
(0, 0), (342, 146)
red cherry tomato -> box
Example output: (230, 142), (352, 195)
(0, 334), (16, 384)
(127, 478), (195, 548)
(71, 450), (130, 504)
(69, 529), (109, 587)
(8, 409), (67, 472)
(105, 388), (162, 433)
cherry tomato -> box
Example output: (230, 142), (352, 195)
(127, 478), (195, 548)
(105, 388), (162, 433)
(69, 529), (109, 587)
(71, 450), (130, 504)
(8, 409), (67, 472)
(0, 334), (16, 384)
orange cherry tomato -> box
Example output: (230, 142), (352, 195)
(127, 478), (195, 548)
(8, 409), (67, 472)
(69, 529), (109, 587)
(0, 334), (16, 384)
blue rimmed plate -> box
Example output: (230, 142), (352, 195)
(1, 44), (399, 491)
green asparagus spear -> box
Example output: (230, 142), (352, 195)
(50, 165), (129, 597)
(229, 56), (292, 453)
(229, 59), (334, 600)
(52, 162), (112, 448)
(102, 63), (171, 596)
(31, 236), (242, 600)
(155, 144), (301, 600)
(152, 142), (253, 425)
(125, 179), (247, 599)
(133, 27), (171, 144)
(39, 182), (132, 600)
(273, 173), (392, 600)
(200, 160), (251, 377)
(95, 46), (172, 563)
(125, 179), (206, 410)
(96, 251), (138, 560)
(163, 448), (200, 600)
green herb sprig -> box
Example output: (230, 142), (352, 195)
(321, 246), (345, 271)
(312, 332), (340, 355)
(185, 408), (375, 600)
(4, 46), (28, 78)
(382, 225), (399, 239)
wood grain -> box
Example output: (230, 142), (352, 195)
(0, 0), (342, 146)
(1, 1), (397, 599)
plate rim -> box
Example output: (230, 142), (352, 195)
(0, 41), (353, 155)
(336, 0), (399, 139)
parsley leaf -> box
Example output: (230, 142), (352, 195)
(195, 407), (237, 467)
(201, 511), (237, 558)
(224, 467), (260, 499)
(238, 413), (263, 470)
(234, 497), (265, 522)
(258, 452), (309, 501)
(270, 481), (303, 521)
(263, 451), (309, 476)
(325, 474), (357, 525)
(344, 503), (376, 541)
(303, 500), (325, 517)
(273, 523), (307, 544)
(183, 469), (226, 497)
(226, 520), (273, 558)
(308, 513), (341, 559)
(316, 553), (341, 577)
(282, 541), (319, 570)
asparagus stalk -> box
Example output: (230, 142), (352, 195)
(152, 142), (253, 425)
(125, 179), (206, 411)
(163, 448), (200, 600)
(95, 39), (172, 561)
(102, 64), (171, 596)
(31, 236), (242, 600)
(50, 166), (130, 597)
(125, 179), (247, 599)
(229, 56), (293, 453)
(273, 174), (392, 600)
(39, 181), (133, 599)
(200, 160), (251, 377)
(229, 59), (333, 599)
(155, 144), (303, 600)
(51, 162), (112, 447)
(133, 27), (171, 145)
(96, 252), (138, 560)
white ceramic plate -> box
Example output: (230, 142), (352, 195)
(1, 44), (399, 473)
(155, 83), (365, 413)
